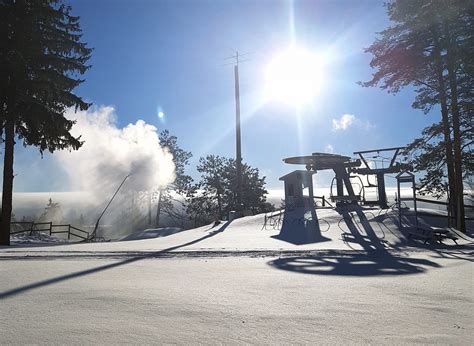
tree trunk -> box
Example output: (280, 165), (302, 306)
(155, 190), (162, 228)
(217, 190), (222, 220)
(444, 22), (466, 233)
(432, 31), (457, 225)
(0, 119), (15, 246)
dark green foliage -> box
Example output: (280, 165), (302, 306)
(187, 155), (226, 224)
(363, 0), (473, 231)
(405, 117), (473, 198)
(187, 155), (273, 226)
(159, 130), (193, 194)
(0, 0), (91, 152)
(155, 130), (193, 227)
(224, 158), (272, 214)
(0, 0), (91, 245)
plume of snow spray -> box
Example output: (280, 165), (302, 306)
(54, 106), (175, 237)
(56, 106), (175, 197)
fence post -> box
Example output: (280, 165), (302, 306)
(49, 222), (52, 235)
(68, 225), (71, 240)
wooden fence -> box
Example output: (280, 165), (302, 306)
(10, 222), (90, 241)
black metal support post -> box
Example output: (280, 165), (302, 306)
(376, 173), (388, 209)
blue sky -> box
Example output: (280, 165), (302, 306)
(13, 0), (439, 192)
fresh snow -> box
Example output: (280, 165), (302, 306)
(1, 206), (473, 344)
(119, 227), (184, 241)
(10, 232), (69, 244)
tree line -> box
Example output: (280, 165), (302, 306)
(155, 130), (273, 228)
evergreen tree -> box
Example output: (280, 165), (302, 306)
(362, 0), (473, 232)
(223, 158), (271, 215)
(191, 155), (226, 221)
(405, 116), (473, 198)
(0, 0), (91, 245)
(187, 155), (273, 226)
(155, 130), (193, 227)
(39, 198), (63, 224)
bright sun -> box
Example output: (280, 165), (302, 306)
(263, 47), (324, 107)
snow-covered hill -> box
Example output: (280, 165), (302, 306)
(5, 206), (472, 255)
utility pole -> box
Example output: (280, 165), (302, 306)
(234, 52), (243, 210)
(224, 50), (252, 211)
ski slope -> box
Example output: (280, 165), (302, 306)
(1, 206), (472, 344)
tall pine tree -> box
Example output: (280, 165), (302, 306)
(0, 0), (91, 245)
(362, 0), (473, 232)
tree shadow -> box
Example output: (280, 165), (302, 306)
(374, 210), (474, 254)
(428, 248), (474, 262)
(0, 221), (231, 300)
(271, 206), (331, 245)
(120, 227), (185, 241)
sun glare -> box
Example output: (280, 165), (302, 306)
(263, 47), (324, 107)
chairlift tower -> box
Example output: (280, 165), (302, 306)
(396, 171), (418, 230)
(351, 147), (411, 209)
(282, 153), (362, 206)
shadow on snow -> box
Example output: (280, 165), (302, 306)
(268, 253), (440, 276)
(268, 204), (441, 276)
(0, 221), (231, 300)
(271, 206), (331, 245)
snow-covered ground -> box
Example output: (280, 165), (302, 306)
(1, 206), (473, 344)
(4, 206), (472, 254)
(9, 232), (68, 244)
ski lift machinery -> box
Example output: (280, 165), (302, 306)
(282, 148), (412, 209)
(350, 147), (411, 209)
(283, 153), (363, 206)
